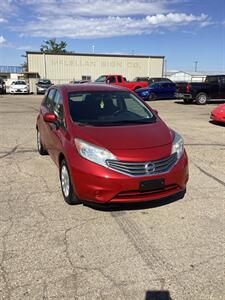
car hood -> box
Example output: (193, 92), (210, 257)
(135, 87), (149, 93)
(11, 84), (27, 89)
(73, 120), (173, 150)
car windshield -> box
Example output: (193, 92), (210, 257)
(68, 91), (156, 126)
(14, 81), (26, 85)
(149, 82), (161, 88)
(95, 75), (107, 82)
(38, 80), (51, 84)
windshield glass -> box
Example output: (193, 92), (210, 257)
(68, 91), (156, 126)
(38, 80), (51, 84)
(95, 75), (107, 82)
(14, 81), (26, 85)
(149, 82), (161, 88)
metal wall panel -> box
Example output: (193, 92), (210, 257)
(27, 53), (164, 92)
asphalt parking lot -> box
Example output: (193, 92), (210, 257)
(0, 94), (224, 300)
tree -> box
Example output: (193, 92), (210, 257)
(40, 38), (68, 53)
(21, 54), (28, 72)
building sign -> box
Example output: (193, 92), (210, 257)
(51, 59), (141, 69)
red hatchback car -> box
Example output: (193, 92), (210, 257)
(36, 84), (188, 205)
(210, 104), (225, 124)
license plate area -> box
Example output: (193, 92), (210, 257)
(140, 178), (165, 192)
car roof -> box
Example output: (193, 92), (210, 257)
(53, 83), (129, 93)
(151, 81), (174, 84)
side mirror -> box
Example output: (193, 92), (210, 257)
(43, 112), (57, 123)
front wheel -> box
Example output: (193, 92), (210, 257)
(195, 92), (208, 105)
(60, 160), (81, 205)
(149, 93), (157, 101)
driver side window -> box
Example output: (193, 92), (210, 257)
(44, 89), (56, 111)
(53, 90), (66, 127)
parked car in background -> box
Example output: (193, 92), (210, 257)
(133, 77), (172, 85)
(210, 103), (225, 124)
(0, 78), (6, 94)
(148, 77), (172, 84)
(10, 80), (29, 94)
(36, 84), (188, 205)
(69, 80), (91, 84)
(95, 74), (148, 91)
(36, 79), (53, 94)
(136, 81), (177, 101)
(176, 75), (225, 105)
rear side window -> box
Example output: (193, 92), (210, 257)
(117, 76), (123, 83)
(44, 89), (56, 110)
(108, 76), (116, 83)
(205, 76), (218, 84)
(220, 77), (225, 85)
(53, 90), (66, 127)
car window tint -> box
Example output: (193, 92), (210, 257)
(68, 91), (154, 123)
(117, 76), (123, 83)
(108, 76), (116, 83)
(205, 76), (218, 84)
(45, 89), (56, 111)
(220, 77), (225, 85)
(53, 91), (64, 119)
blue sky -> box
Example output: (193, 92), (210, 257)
(0, 0), (225, 72)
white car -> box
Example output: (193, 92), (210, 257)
(10, 80), (29, 94)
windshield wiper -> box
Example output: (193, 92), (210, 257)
(115, 119), (156, 124)
(80, 119), (156, 126)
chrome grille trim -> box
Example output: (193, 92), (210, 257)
(106, 153), (177, 177)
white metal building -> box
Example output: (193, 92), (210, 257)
(27, 52), (164, 93)
(166, 70), (207, 82)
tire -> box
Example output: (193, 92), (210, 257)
(195, 92), (208, 105)
(37, 129), (48, 155)
(183, 99), (193, 104)
(60, 159), (81, 205)
(149, 93), (157, 101)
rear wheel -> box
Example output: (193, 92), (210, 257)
(37, 129), (48, 155)
(149, 93), (157, 101)
(195, 92), (208, 105)
(60, 159), (81, 205)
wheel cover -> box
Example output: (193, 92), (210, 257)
(198, 95), (206, 103)
(61, 165), (70, 197)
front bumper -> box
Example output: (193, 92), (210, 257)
(176, 93), (192, 99)
(137, 93), (149, 100)
(210, 112), (225, 123)
(37, 88), (47, 94)
(10, 90), (29, 94)
(68, 151), (189, 204)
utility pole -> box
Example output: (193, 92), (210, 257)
(164, 59), (167, 77)
(194, 61), (198, 72)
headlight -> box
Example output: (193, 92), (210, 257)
(142, 91), (149, 95)
(171, 132), (184, 160)
(75, 138), (117, 167)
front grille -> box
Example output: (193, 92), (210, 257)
(106, 153), (177, 176)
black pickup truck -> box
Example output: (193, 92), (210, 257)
(176, 75), (225, 105)
(0, 78), (6, 94)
